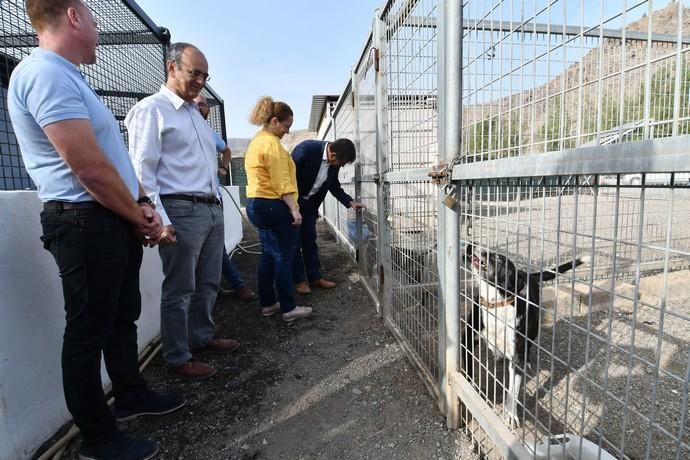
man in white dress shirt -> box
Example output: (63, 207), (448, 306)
(126, 42), (239, 381)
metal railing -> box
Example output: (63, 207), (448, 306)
(0, 0), (226, 191)
(322, 0), (690, 458)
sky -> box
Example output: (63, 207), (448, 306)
(136, 0), (385, 139)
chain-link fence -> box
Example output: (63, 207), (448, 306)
(322, 0), (690, 458)
(0, 0), (226, 192)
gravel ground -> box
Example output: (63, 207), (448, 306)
(38, 221), (478, 460)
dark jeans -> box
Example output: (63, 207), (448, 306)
(246, 198), (297, 313)
(40, 204), (147, 444)
(222, 246), (244, 289)
(293, 199), (322, 283)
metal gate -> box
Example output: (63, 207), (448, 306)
(322, 0), (690, 458)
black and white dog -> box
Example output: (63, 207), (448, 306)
(462, 242), (589, 425)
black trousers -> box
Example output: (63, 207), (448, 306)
(293, 199), (322, 283)
(40, 204), (147, 443)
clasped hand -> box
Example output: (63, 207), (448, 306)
(134, 205), (164, 247)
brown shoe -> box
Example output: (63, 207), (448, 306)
(310, 278), (336, 289)
(167, 359), (217, 381)
(218, 287), (233, 297)
(295, 281), (311, 295)
(233, 286), (257, 302)
(192, 338), (240, 354)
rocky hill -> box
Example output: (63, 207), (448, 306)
(281, 129), (317, 152)
(464, 1), (690, 156)
(225, 130), (317, 158)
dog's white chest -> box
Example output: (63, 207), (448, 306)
(480, 304), (517, 360)
(474, 276), (504, 304)
(471, 265), (521, 360)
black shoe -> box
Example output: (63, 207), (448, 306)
(79, 432), (159, 460)
(113, 390), (186, 422)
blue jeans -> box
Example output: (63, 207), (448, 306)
(293, 198), (322, 283)
(246, 198), (297, 313)
(158, 199), (224, 367)
(40, 204), (147, 444)
(222, 246), (244, 289)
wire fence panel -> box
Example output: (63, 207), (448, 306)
(318, 0), (690, 458)
(356, 41), (381, 293)
(385, 0), (439, 170)
(462, 0), (690, 162)
(388, 180), (440, 377)
(456, 2), (690, 457)
(457, 172), (690, 459)
(0, 0), (44, 190)
(323, 87), (358, 255)
(382, 0), (441, 387)
(0, 0), (226, 191)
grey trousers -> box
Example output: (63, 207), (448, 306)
(158, 199), (224, 367)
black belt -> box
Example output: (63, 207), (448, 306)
(44, 200), (103, 211)
(160, 193), (220, 205)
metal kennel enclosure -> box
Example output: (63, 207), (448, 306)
(321, 0), (690, 458)
(0, 0), (227, 192)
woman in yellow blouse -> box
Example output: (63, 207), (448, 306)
(245, 96), (312, 322)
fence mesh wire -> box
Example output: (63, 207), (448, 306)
(356, 40), (380, 289)
(381, 0), (441, 387)
(323, 87), (358, 255)
(462, 0), (690, 162)
(457, 177), (690, 458)
(322, 0), (690, 458)
(457, 1), (690, 458)
(0, 0), (226, 191)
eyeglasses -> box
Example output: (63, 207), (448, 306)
(184, 67), (211, 82)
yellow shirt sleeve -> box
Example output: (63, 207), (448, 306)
(245, 131), (297, 199)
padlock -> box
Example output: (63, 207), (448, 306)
(442, 183), (457, 210)
(443, 194), (457, 209)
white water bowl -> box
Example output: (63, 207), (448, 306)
(533, 434), (616, 460)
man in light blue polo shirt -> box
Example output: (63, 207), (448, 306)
(8, 1), (184, 458)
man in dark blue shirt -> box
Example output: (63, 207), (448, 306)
(292, 138), (364, 294)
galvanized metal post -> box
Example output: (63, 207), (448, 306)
(374, 9), (392, 318)
(351, 68), (366, 277)
(329, 102), (340, 228)
(438, 0), (462, 429)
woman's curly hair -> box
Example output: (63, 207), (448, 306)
(249, 96), (293, 126)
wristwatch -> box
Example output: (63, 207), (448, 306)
(137, 196), (155, 209)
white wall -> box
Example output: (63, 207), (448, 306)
(221, 186), (243, 251)
(0, 191), (164, 460)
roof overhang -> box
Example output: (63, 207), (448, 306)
(308, 95), (339, 132)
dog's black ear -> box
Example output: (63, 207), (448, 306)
(465, 242), (474, 258)
(514, 271), (527, 295)
(462, 242), (470, 263)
